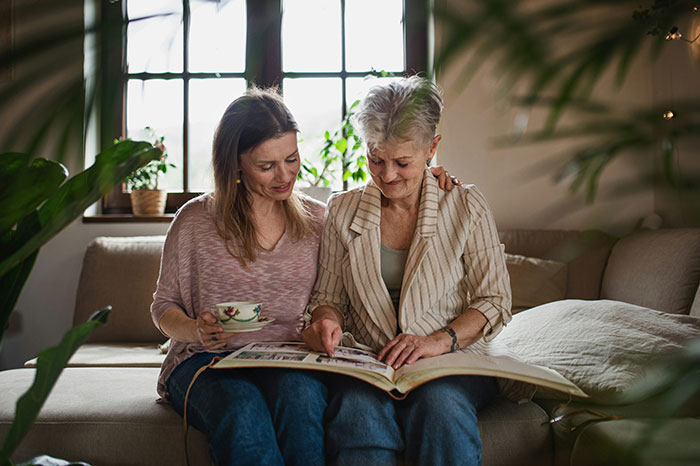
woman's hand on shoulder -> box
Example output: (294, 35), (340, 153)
(302, 317), (343, 357)
(196, 311), (235, 351)
(378, 333), (450, 369)
(429, 165), (461, 191)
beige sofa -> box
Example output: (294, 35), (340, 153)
(1, 229), (699, 466)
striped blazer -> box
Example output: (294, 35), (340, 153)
(309, 168), (512, 354)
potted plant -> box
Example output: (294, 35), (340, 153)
(298, 100), (367, 201)
(123, 128), (175, 216)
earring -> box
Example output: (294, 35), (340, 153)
(236, 178), (241, 184)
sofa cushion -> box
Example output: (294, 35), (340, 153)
(600, 229), (700, 315)
(0, 368), (210, 466)
(74, 236), (166, 342)
(505, 253), (567, 313)
(499, 230), (616, 300)
(497, 300), (700, 404)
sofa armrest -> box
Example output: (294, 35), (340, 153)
(23, 342), (166, 368)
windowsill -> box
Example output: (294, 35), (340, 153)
(82, 214), (176, 223)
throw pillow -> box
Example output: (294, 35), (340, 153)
(505, 253), (568, 313)
(497, 299), (700, 404)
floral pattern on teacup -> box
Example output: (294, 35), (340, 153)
(220, 303), (261, 323)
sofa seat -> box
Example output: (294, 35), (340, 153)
(478, 397), (552, 466)
(0, 367), (209, 466)
(0, 366), (551, 466)
(571, 418), (700, 466)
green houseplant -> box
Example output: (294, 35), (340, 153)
(297, 99), (368, 198)
(0, 141), (163, 466)
(123, 128), (175, 216)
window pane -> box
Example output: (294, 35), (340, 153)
(126, 79), (184, 190)
(282, 0), (341, 72)
(188, 78), (247, 192)
(189, 0), (246, 73)
(283, 78), (342, 189)
(345, 0), (404, 72)
(126, 0), (183, 73)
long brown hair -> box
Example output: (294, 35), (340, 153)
(211, 87), (315, 266)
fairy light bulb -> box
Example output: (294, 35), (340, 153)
(666, 26), (683, 40)
(663, 111), (675, 120)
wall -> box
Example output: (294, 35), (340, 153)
(434, 0), (657, 234)
(652, 14), (700, 227)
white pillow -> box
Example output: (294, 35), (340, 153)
(497, 299), (700, 404)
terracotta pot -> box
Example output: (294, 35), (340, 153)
(130, 189), (167, 216)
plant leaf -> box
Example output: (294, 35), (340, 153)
(0, 248), (38, 347)
(0, 307), (111, 463)
(0, 141), (161, 277)
(0, 154), (68, 237)
(335, 138), (348, 154)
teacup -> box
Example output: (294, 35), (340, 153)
(214, 302), (262, 324)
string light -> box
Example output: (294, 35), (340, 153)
(663, 111), (675, 120)
(666, 26), (683, 40)
(664, 26), (700, 43)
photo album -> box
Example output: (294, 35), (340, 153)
(213, 342), (587, 400)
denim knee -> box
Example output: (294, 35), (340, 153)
(262, 369), (328, 415)
(167, 353), (285, 466)
(260, 369), (328, 466)
(325, 376), (403, 453)
(397, 376), (497, 466)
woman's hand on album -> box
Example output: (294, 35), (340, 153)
(196, 311), (235, 351)
(378, 332), (449, 370)
(302, 317), (343, 357)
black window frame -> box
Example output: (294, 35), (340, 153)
(98, 0), (429, 215)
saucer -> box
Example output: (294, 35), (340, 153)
(220, 317), (275, 333)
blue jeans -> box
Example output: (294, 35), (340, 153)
(167, 352), (328, 466)
(325, 375), (498, 466)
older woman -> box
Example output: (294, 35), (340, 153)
(302, 77), (512, 466)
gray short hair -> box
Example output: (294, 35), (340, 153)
(352, 76), (443, 151)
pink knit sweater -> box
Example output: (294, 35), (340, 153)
(151, 194), (325, 400)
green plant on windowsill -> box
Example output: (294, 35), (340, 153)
(121, 128), (176, 215)
(297, 99), (368, 194)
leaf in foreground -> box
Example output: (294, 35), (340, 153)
(0, 308), (110, 463)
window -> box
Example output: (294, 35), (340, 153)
(99, 0), (428, 215)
